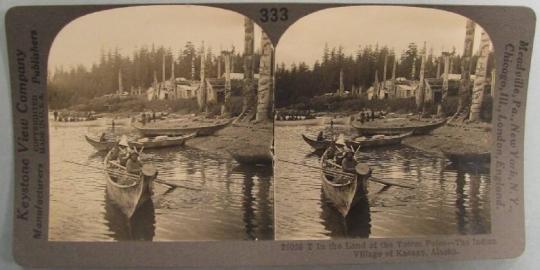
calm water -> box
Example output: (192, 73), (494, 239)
(49, 124), (273, 241)
(275, 125), (490, 240)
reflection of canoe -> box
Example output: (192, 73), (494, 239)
(351, 118), (447, 136)
(275, 118), (322, 126)
(132, 119), (232, 136)
(129, 133), (196, 149)
(228, 147), (273, 166)
(85, 134), (115, 152)
(345, 131), (413, 149)
(443, 150), (491, 164)
(320, 148), (371, 216)
(104, 193), (155, 241)
(320, 190), (371, 238)
(104, 150), (156, 218)
(302, 134), (331, 151)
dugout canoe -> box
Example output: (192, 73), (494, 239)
(132, 119), (232, 137)
(274, 118), (323, 126)
(85, 134), (116, 152)
(345, 131), (413, 150)
(351, 118), (447, 136)
(442, 150), (491, 164)
(302, 134), (332, 151)
(320, 148), (371, 216)
(129, 133), (196, 149)
(104, 150), (157, 218)
(227, 146), (273, 166)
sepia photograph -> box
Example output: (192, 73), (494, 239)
(274, 6), (493, 239)
(47, 5), (274, 241)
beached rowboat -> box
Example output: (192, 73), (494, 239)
(345, 131), (413, 150)
(302, 134), (332, 151)
(320, 148), (371, 216)
(274, 118), (323, 126)
(85, 134), (116, 152)
(351, 118), (447, 136)
(104, 150), (157, 218)
(129, 133), (196, 149)
(132, 119), (232, 137)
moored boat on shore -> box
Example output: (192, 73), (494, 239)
(228, 146), (273, 166)
(275, 117), (323, 126)
(129, 133), (196, 149)
(351, 118), (447, 136)
(133, 119), (233, 136)
(85, 134), (116, 152)
(302, 134), (332, 151)
(345, 131), (413, 150)
(442, 150), (491, 164)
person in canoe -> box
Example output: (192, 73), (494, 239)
(317, 131), (324, 141)
(99, 132), (107, 142)
(341, 148), (357, 174)
(126, 151), (142, 175)
(118, 135), (131, 166)
(109, 141), (121, 161)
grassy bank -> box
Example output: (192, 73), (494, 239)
(281, 95), (493, 121)
(68, 95), (244, 116)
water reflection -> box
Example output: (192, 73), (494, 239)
(49, 126), (274, 241)
(104, 194), (156, 241)
(275, 126), (490, 239)
(320, 191), (371, 238)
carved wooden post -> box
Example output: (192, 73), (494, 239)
(469, 30), (491, 121)
(256, 32), (273, 122)
(198, 44), (207, 111)
(242, 18), (256, 117)
(416, 54), (425, 112)
(458, 20), (476, 115)
(223, 52), (232, 116)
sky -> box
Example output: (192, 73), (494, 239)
(48, 5), (263, 71)
(276, 6), (487, 67)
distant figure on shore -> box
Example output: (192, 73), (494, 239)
(152, 111), (156, 122)
(141, 113), (147, 126)
(371, 110), (375, 121)
(53, 111), (58, 121)
(360, 112), (366, 124)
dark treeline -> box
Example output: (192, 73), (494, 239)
(276, 43), (494, 108)
(49, 42), (260, 109)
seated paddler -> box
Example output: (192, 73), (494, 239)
(341, 148), (357, 174)
(126, 151), (142, 175)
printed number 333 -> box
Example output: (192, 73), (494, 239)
(260, 8), (288, 22)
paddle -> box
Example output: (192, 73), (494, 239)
(277, 158), (416, 189)
(64, 160), (201, 191)
(277, 159), (355, 178)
